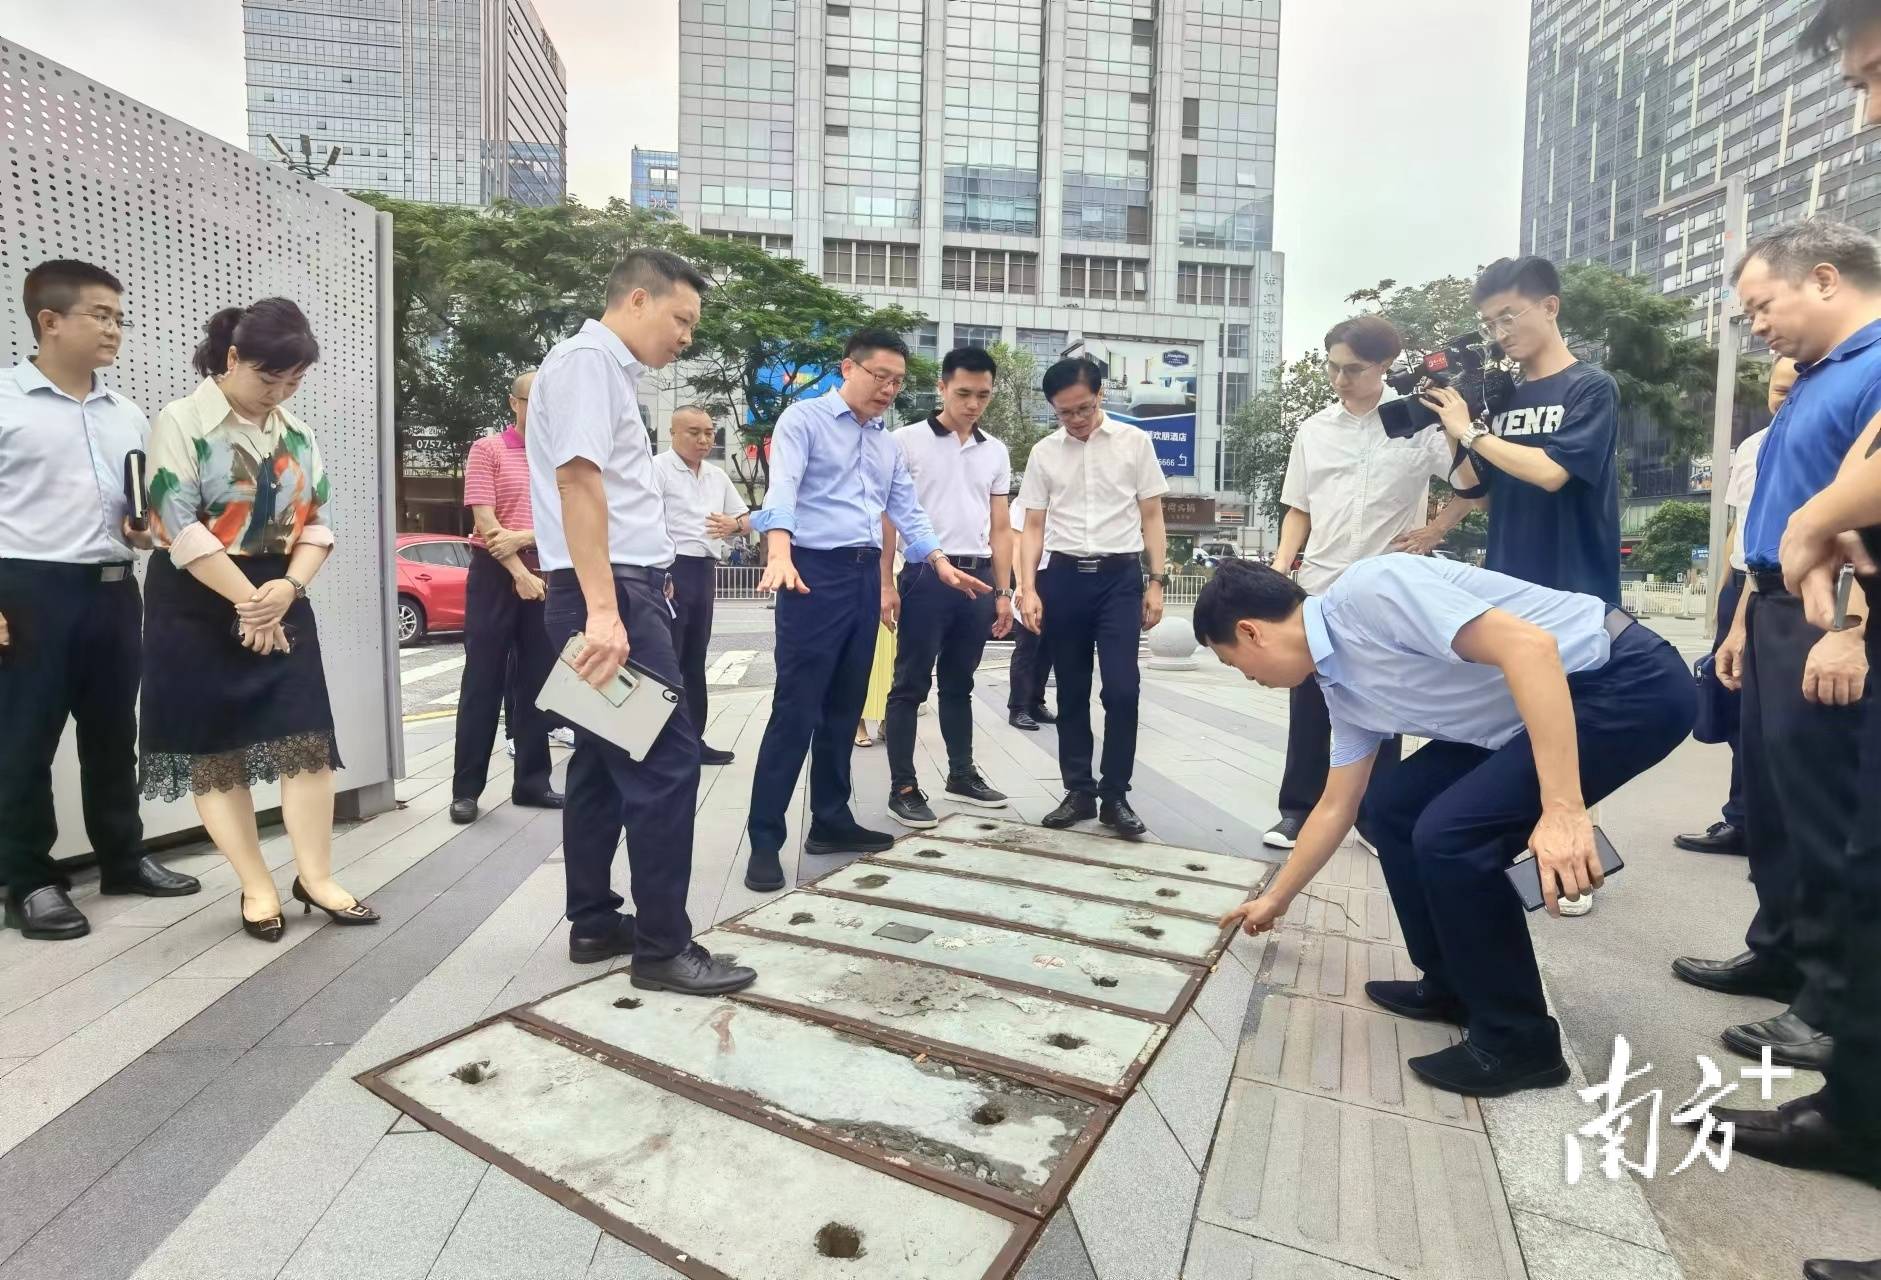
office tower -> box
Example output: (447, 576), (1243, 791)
(633, 147), (682, 211)
(244, 0), (568, 207)
(675, 0), (1285, 503)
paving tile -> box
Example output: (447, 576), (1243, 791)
(426, 1167), (602, 1280)
(0, 1060), (26, 1083)
(1068, 1091), (1199, 1280)
(1511, 1210), (1684, 1280)
(1182, 1222), (1390, 1280)
(0, 925), (165, 1020)
(1233, 993), (1480, 1131)
(1315, 846), (1391, 893)
(1288, 884), (1405, 947)
(586, 1236), (683, 1280)
(1189, 951), (1256, 1047)
(1014, 1209), (1098, 1280)
(1142, 1012), (1237, 1170)
(1264, 928), (1420, 1010)
(1197, 1079), (1527, 1279)
(277, 1132), (487, 1280)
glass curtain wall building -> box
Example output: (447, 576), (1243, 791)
(1519, 0), (1877, 536)
(677, 0), (1284, 501)
(244, 0), (567, 206)
(633, 148), (682, 210)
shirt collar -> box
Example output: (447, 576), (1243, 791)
(926, 410), (987, 444)
(186, 375), (236, 426)
(16, 359), (107, 403)
(580, 318), (643, 372)
(825, 387), (885, 432)
(1302, 597), (1338, 675)
(502, 425), (524, 449)
(1803, 319), (1881, 372)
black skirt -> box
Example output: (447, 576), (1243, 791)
(139, 551), (343, 801)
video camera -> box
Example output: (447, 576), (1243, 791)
(1376, 333), (1516, 440)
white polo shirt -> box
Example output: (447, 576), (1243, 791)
(891, 414), (1011, 558)
(1016, 416), (1169, 555)
(527, 319), (675, 571)
(1280, 397), (1454, 594)
(654, 448), (748, 559)
(1725, 428), (1768, 573)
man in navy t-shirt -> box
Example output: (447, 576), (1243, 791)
(1432, 256), (1623, 608)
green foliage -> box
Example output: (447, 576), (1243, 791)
(1632, 499), (1712, 578)
(1220, 353), (1335, 522)
(1556, 263), (1714, 458)
(976, 342), (1052, 475)
(1343, 276), (1480, 353)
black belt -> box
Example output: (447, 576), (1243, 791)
(1752, 571), (1787, 596)
(0, 559), (133, 583)
(1045, 553), (1141, 574)
(546, 565), (673, 590)
(798, 545), (881, 562)
(944, 554), (992, 570)
(1604, 608), (1634, 642)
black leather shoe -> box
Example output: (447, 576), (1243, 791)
(1008, 710), (1041, 731)
(1028, 704), (1057, 725)
(631, 942), (758, 996)
(449, 798), (479, 824)
(1365, 979), (1467, 1026)
(1099, 798), (1147, 838)
(1042, 792), (1098, 829)
(1673, 820), (1746, 855)
(1670, 950), (1802, 1001)
(512, 788), (565, 810)
(700, 745), (736, 766)
(745, 850), (786, 893)
(945, 769), (1008, 809)
(1722, 1009), (1833, 1071)
(803, 824), (895, 856)
(99, 855), (202, 897)
(569, 915), (637, 964)
(1407, 1038), (1569, 1097)
(1805, 1259), (1881, 1279)
(1711, 1094), (1881, 1186)
(3, 886), (90, 941)
(888, 786), (938, 829)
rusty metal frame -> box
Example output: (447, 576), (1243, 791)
(922, 818), (1274, 891)
(864, 845), (1242, 923)
(356, 1012), (1042, 1280)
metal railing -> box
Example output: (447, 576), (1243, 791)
(1623, 580), (1709, 619)
(715, 564), (767, 601)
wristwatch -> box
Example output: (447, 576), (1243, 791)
(1146, 572), (1170, 587)
(1463, 424), (1492, 453)
(284, 574), (308, 600)
(995, 587), (1014, 599)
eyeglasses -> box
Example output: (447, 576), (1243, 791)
(1478, 303), (1539, 340)
(856, 364), (907, 392)
(1054, 400), (1102, 423)
(1323, 360), (1379, 380)
(65, 308), (129, 330)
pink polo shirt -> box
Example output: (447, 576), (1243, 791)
(463, 425), (534, 549)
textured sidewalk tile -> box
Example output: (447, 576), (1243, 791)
(1512, 1210), (1683, 1280)
(1188, 951), (1256, 1047)
(1015, 1210), (1099, 1280)
(276, 1132), (487, 1280)
(1264, 929), (1419, 1009)
(1315, 847), (1391, 893)
(1068, 1092), (1199, 1280)
(1142, 1012), (1237, 1169)
(1233, 993), (1480, 1131)
(1182, 1222), (1392, 1280)
(427, 1167), (601, 1280)
(1288, 884), (1405, 947)
(1198, 1080), (1527, 1279)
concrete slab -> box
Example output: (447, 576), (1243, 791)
(1012, 1210), (1097, 1280)
(276, 1131), (488, 1280)
(814, 863), (1227, 964)
(525, 978), (1103, 1208)
(927, 816), (1270, 890)
(1183, 1222), (1390, 1280)
(728, 893), (1202, 1020)
(377, 1019), (1030, 1280)
(1511, 1210), (1684, 1280)
(1066, 1091), (1198, 1280)
(1197, 1080), (1527, 1279)
(1139, 1011), (1236, 1170)
(1233, 993), (1479, 1131)
(870, 839), (1251, 920)
(698, 929), (1166, 1098)
(1262, 927), (1420, 1009)
(427, 1167), (602, 1280)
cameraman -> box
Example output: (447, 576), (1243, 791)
(1437, 256), (1622, 609)
(1262, 315), (1480, 850)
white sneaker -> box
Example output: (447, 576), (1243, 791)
(551, 727), (576, 748)
(1558, 890), (1594, 917)
(505, 741), (516, 759)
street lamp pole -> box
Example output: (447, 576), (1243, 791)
(1647, 173), (1747, 638)
(265, 132), (342, 181)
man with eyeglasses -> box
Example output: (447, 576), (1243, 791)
(1016, 355), (1171, 838)
(743, 329), (992, 892)
(2, 260), (202, 941)
(1261, 315), (1480, 851)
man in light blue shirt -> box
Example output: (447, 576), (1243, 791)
(744, 329), (991, 892)
(1194, 556), (1693, 1097)
(2, 260), (201, 942)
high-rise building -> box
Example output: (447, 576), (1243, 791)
(244, 0), (568, 207)
(675, 0), (1284, 505)
(633, 147), (682, 211)
(1519, 0), (1877, 533)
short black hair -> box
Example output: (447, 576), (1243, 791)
(606, 250), (709, 306)
(941, 346), (997, 379)
(1473, 256), (1562, 305)
(1803, 0), (1881, 57)
(1733, 219), (1881, 291)
(1323, 315), (1404, 365)
(844, 328), (909, 363)
(191, 298), (320, 379)
(1191, 560), (1307, 647)
(1042, 356), (1105, 404)
(23, 259), (122, 341)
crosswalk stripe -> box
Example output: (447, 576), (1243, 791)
(400, 654), (467, 687)
(707, 649), (758, 686)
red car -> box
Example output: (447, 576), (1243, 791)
(395, 534), (472, 646)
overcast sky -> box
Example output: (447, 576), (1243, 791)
(0, 0), (1529, 358)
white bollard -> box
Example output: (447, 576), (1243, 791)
(1147, 615), (1200, 671)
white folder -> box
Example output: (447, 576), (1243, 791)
(534, 636), (680, 761)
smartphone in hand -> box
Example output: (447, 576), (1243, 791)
(1506, 827), (1624, 913)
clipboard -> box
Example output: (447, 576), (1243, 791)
(534, 636), (681, 761)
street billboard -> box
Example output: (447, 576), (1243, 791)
(1087, 337), (1200, 478)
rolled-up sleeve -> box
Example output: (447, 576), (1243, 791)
(295, 429), (335, 550)
(886, 445), (940, 562)
(751, 405), (809, 536)
(147, 408), (223, 567)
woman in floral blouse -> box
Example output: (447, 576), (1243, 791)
(142, 298), (377, 941)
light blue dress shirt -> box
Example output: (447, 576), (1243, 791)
(1308, 555), (1614, 767)
(0, 361), (147, 563)
(752, 389), (941, 562)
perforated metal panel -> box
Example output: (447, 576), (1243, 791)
(0, 40), (400, 853)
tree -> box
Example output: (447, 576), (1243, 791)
(1344, 276), (1480, 353)
(976, 342), (1052, 475)
(1632, 499), (1711, 579)
(1556, 263), (1717, 458)
(1220, 353), (1335, 522)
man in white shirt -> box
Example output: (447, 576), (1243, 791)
(1264, 316), (1479, 850)
(654, 404), (750, 766)
(1006, 493), (1055, 729)
(881, 346), (1016, 827)
(528, 249), (754, 996)
(1673, 357), (1792, 857)
(1017, 355), (1170, 837)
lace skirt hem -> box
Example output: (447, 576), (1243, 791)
(140, 730), (341, 802)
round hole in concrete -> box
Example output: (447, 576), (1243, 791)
(1045, 1032), (1087, 1051)
(612, 997), (642, 1010)
(451, 1060), (494, 1084)
(788, 912), (815, 925)
(1155, 888), (1179, 898)
(853, 874), (891, 889)
(815, 1223), (865, 1260)
(914, 849), (945, 859)
(1131, 925), (1165, 940)
(977, 822), (998, 831)
(1092, 975), (1120, 988)
(971, 1102), (1007, 1126)
(1184, 862), (1206, 872)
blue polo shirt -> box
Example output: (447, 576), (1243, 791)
(1743, 320), (1881, 570)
